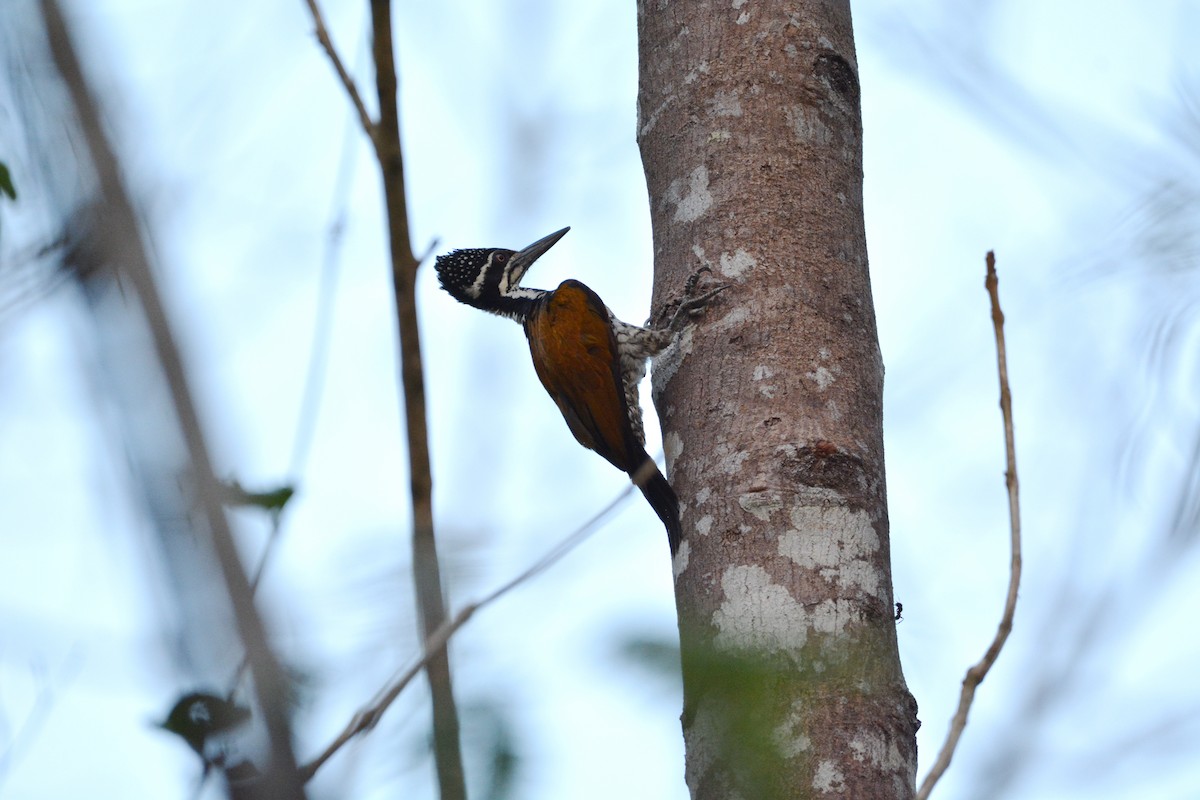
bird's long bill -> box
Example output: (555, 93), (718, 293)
(509, 226), (570, 284)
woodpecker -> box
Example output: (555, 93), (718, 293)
(436, 227), (719, 555)
(159, 692), (264, 796)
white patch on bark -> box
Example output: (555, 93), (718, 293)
(736, 11), (751, 24)
(715, 442), (750, 475)
(683, 60), (710, 84)
(714, 305), (749, 331)
(718, 248), (756, 278)
(666, 166), (713, 222)
(664, 431), (684, 465)
(773, 708), (811, 757)
(708, 130), (732, 143)
(780, 505), (882, 598)
(714, 565), (808, 652)
(717, 399), (741, 420)
(684, 701), (728, 795)
(711, 90), (743, 117)
(813, 761), (846, 793)
(640, 95), (674, 137)
(752, 364), (777, 398)
(732, 0), (747, 7)
(806, 365), (834, 390)
(849, 734), (916, 800)
(849, 729), (907, 778)
(673, 539), (690, 576)
(738, 491), (782, 521)
(695, 486), (712, 505)
(696, 515), (714, 536)
(811, 598), (862, 634)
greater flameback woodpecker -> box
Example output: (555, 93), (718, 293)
(436, 227), (717, 555)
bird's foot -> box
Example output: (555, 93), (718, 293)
(660, 267), (731, 332)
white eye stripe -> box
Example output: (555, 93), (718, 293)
(465, 254), (492, 299)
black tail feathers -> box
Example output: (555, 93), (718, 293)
(630, 457), (681, 555)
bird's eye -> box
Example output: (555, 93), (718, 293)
(494, 252), (508, 263)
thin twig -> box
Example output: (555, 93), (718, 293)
(287, 110), (358, 477)
(299, 482), (639, 781)
(302, 0), (376, 144)
(917, 251), (1023, 799)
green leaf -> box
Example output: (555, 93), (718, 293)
(219, 479), (296, 514)
(0, 162), (16, 201)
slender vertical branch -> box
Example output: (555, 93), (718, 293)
(41, 1), (305, 795)
(916, 251), (1023, 799)
(303, 1), (465, 796)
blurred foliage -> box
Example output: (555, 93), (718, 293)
(0, 161), (14, 201)
(621, 634), (799, 800)
(219, 479), (297, 516)
(425, 699), (521, 800)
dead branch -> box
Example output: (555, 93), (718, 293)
(917, 251), (1024, 799)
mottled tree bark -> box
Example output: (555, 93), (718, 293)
(637, 2), (919, 798)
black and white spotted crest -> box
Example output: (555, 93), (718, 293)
(435, 247), (509, 305)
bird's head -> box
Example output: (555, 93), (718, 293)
(435, 227), (569, 314)
(158, 691), (252, 756)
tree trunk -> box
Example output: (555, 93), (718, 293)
(637, 2), (919, 798)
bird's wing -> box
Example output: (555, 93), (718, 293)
(526, 280), (639, 472)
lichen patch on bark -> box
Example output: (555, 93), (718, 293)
(664, 430), (685, 467)
(718, 248), (756, 278)
(666, 165), (714, 222)
(813, 760), (847, 794)
(713, 564), (809, 653)
(779, 505), (882, 597)
(673, 539), (691, 576)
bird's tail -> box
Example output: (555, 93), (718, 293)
(630, 456), (681, 555)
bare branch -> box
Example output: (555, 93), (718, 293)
(917, 251), (1024, 799)
(302, 0), (376, 144)
(299, 482), (638, 781)
(40, 2), (306, 793)
(359, 0), (465, 796)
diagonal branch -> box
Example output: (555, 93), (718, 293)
(299, 483), (638, 781)
(917, 251), (1024, 799)
(302, 0), (376, 144)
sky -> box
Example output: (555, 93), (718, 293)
(2, 0), (1200, 798)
